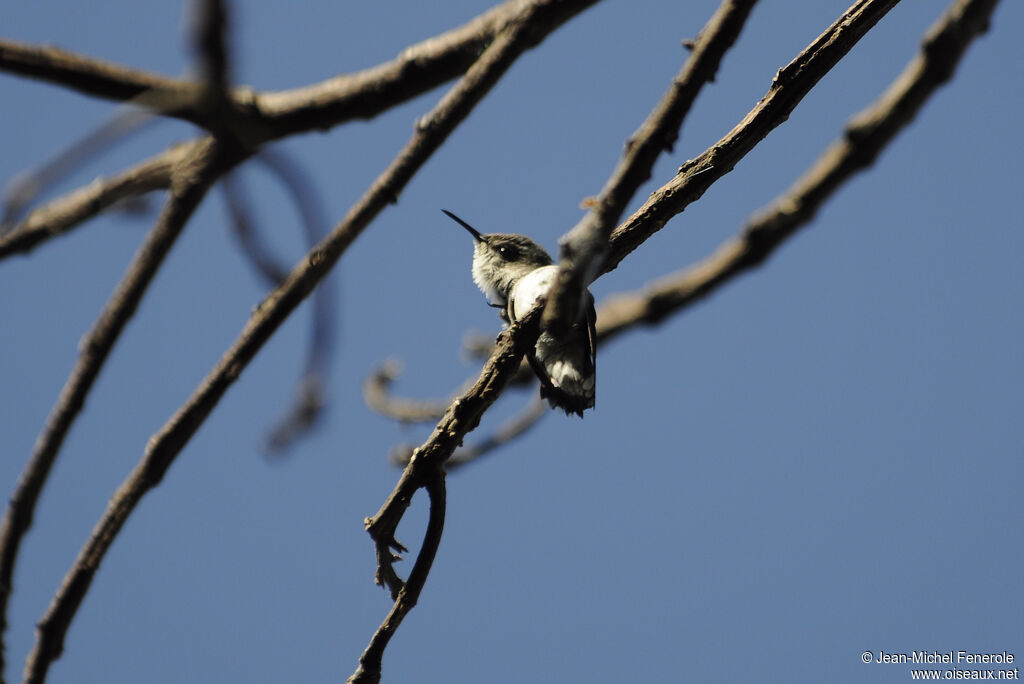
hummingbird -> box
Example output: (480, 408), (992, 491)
(443, 209), (596, 417)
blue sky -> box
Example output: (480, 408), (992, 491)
(1, 1), (1021, 683)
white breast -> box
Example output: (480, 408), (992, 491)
(509, 265), (558, 321)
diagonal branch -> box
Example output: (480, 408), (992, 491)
(389, 393), (549, 470)
(0, 108), (155, 233)
(253, 150), (338, 455)
(9, 138), (230, 684)
(0, 39), (200, 119)
(596, 0), (1000, 343)
(543, 0), (758, 334)
(222, 149), (338, 454)
(600, 0), (901, 276)
(0, 142), (192, 259)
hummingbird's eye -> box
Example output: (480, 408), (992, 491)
(497, 244), (519, 260)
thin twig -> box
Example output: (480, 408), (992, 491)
(221, 171), (289, 282)
(255, 149), (338, 455)
(14, 138), (229, 684)
(0, 142), (191, 259)
(389, 393), (549, 469)
(601, 0), (902, 276)
(364, 360), (453, 424)
(348, 472), (447, 684)
(447, 393), (548, 468)
(596, 0), (1000, 343)
(221, 166), (331, 454)
(223, 150), (335, 454)
(543, 0), (758, 334)
(0, 108), (155, 233)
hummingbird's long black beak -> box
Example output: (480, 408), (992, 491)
(442, 209), (483, 243)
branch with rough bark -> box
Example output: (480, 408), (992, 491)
(0, 142), (189, 258)
(348, 310), (543, 684)
(601, 0), (902, 275)
(543, 0), (758, 334)
(0, 0), (592, 139)
(597, 0), (999, 340)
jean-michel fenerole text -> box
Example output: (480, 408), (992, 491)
(874, 651), (1014, 665)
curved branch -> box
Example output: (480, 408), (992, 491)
(362, 309), (541, 600)
(364, 360), (453, 424)
(348, 473), (447, 684)
(221, 159), (337, 454)
(601, 0), (902, 276)
(220, 171), (289, 282)
(254, 149), (338, 455)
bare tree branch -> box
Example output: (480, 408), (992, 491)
(601, 0), (902, 276)
(13, 138), (228, 684)
(193, 0), (231, 105)
(0, 108), (155, 233)
(0, 142), (190, 259)
(544, 0), (758, 334)
(348, 471), (448, 684)
(364, 360), (454, 424)
(11, 4), (596, 680)
(389, 393), (549, 470)
(446, 393), (548, 467)
(596, 0), (1000, 342)
(0, 0), (605, 261)
(0, 0), (599, 139)
(0, 39), (201, 119)
(223, 149), (338, 455)
(349, 309), (542, 684)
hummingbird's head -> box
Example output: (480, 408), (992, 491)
(443, 210), (553, 303)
